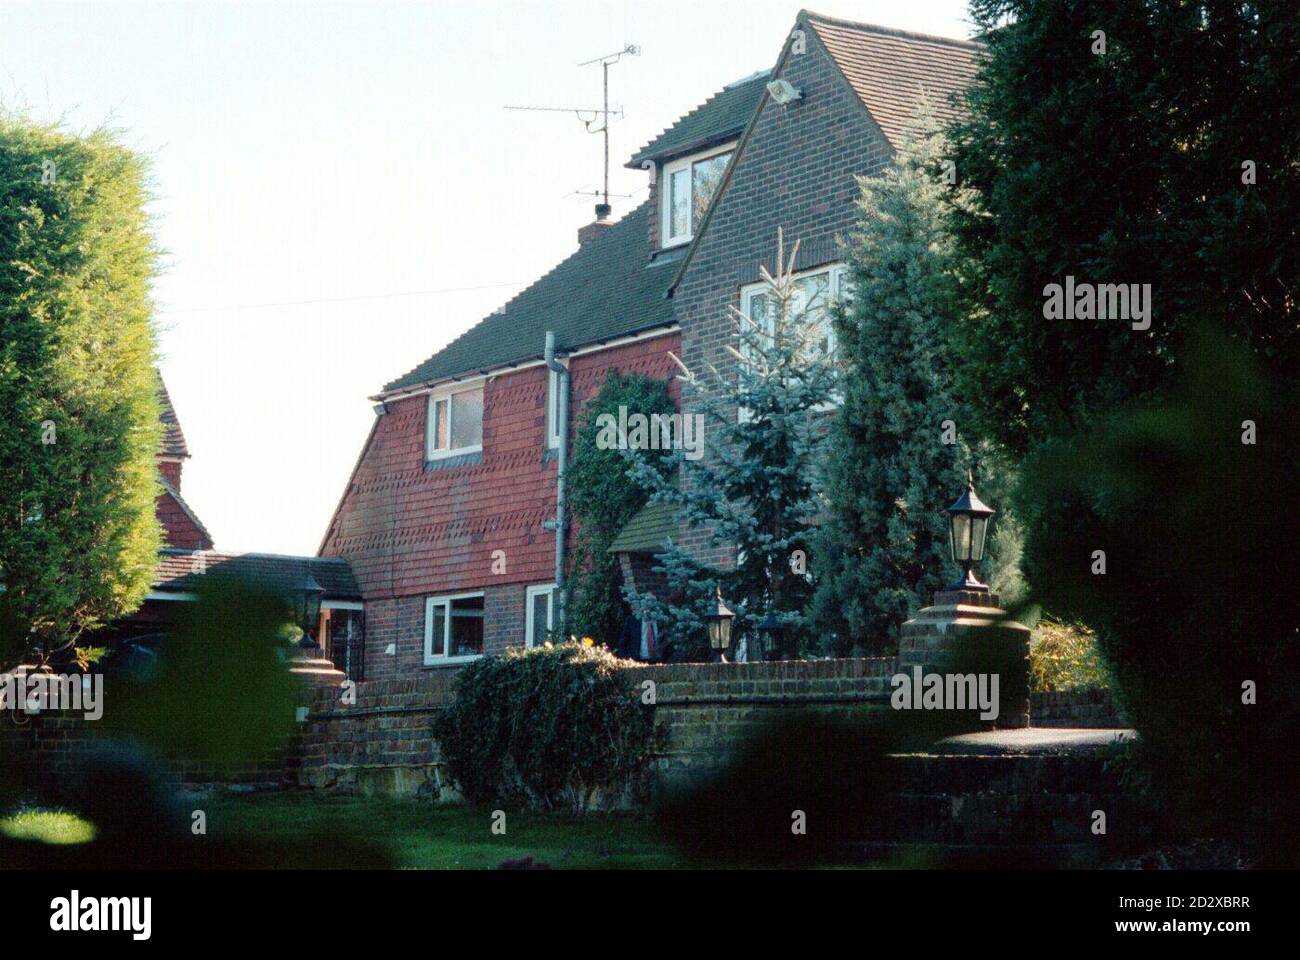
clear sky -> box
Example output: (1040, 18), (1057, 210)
(1, 0), (972, 555)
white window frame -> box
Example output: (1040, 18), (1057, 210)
(738, 262), (849, 419)
(659, 140), (737, 249)
(426, 378), (485, 461)
(545, 365), (567, 450)
(423, 591), (486, 665)
(525, 583), (556, 648)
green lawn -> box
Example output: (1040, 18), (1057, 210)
(205, 794), (684, 869)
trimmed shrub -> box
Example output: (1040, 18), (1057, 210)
(433, 642), (660, 812)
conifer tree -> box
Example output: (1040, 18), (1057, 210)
(625, 231), (839, 661)
(812, 115), (1018, 656)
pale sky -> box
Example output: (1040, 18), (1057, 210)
(1, 0), (972, 555)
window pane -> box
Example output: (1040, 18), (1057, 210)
(450, 388), (483, 449)
(433, 399), (448, 450)
(530, 591), (550, 645)
(430, 603), (447, 657)
(778, 272), (833, 359)
(691, 152), (730, 232)
(669, 168), (690, 239)
(449, 595), (485, 657)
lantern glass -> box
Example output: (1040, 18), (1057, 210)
(950, 513), (972, 562)
(969, 514), (990, 562)
(708, 616), (731, 651)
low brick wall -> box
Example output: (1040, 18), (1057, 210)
(1029, 688), (1124, 728)
(3, 662), (1124, 802)
(296, 658), (898, 798)
(625, 658), (896, 783)
(298, 672), (459, 797)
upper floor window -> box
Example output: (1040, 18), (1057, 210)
(741, 262), (850, 364)
(545, 366), (566, 449)
(427, 382), (484, 460)
(661, 142), (735, 248)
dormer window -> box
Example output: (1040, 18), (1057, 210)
(661, 142), (735, 248)
(427, 382), (484, 460)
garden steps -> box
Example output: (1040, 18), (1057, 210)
(875, 728), (1146, 855)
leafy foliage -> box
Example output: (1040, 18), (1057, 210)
(625, 231), (840, 660)
(434, 642), (660, 812)
(0, 113), (162, 666)
(813, 114), (1020, 655)
(1016, 332), (1299, 859)
(565, 371), (675, 643)
(950, 1), (1300, 860)
(950, 0), (1300, 455)
(1028, 618), (1110, 693)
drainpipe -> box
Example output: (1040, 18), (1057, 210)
(543, 331), (569, 632)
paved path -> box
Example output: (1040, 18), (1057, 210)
(931, 727), (1136, 756)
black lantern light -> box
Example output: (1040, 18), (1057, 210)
(705, 588), (735, 662)
(293, 567), (325, 649)
(946, 469), (995, 592)
(755, 610), (785, 662)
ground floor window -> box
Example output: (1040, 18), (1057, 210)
(525, 583), (555, 648)
(424, 593), (485, 664)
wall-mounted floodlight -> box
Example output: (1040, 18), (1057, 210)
(766, 78), (802, 105)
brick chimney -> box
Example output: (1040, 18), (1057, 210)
(578, 203), (612, 245)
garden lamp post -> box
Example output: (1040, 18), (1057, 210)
(946, 469), (995, 593)
(293, 568), (325, 650)
(756, 610), (785, 662)
(705, 588), (735, 662)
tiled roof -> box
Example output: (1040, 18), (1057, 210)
(805, 11), (982, 148)
(627, 71), (769, 168)
(382, 201), (676, 394)
(157, 376), (189, 458)
(607, 500), (678, 554)
(153, 548), (362, 601)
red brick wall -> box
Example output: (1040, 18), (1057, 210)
(158, 460), (183, 489)
(156, 488), (210, 550)
(322, 332), (681, 672)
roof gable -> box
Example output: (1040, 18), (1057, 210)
(667, 10), (980, 296)
(805, 11), (981, 148)
(383, 202), (675, 395)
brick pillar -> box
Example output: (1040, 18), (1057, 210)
(899, 589), (1031, 729)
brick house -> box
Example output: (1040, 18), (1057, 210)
(319, 10), (979, 677)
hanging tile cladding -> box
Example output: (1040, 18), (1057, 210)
(322, 333), (680, 601)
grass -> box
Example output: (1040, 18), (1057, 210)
(0, 808), (98, 845)
(204, 793), (685, 869)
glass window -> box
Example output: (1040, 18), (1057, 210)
(668, 167), (690, 241)
(546, 367), (565, 448)
(450, 388), (483, 449)
(691, 152), (729, 233)
(661, 145), (734, 246)
(425, 594), (485, 663)
(428, 385), (484, 457)
(526, 584), (555, 648)
(742, 264), (847, 363)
